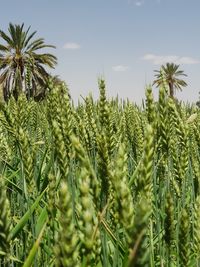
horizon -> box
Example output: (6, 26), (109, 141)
(0, 0), (200, 104)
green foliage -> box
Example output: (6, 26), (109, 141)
(0, 23), (57, 101)
(0, 79), (199, 266)
(153, 62), (187, 98)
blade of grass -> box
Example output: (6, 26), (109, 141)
(9, 189), (46, 240)
(22, 221), (47, 267)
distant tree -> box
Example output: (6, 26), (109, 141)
(48, 75), (66, 89)
(34, 75), (71, 101)
(0, 23), (57, 101)
(153, 62), (187, 98)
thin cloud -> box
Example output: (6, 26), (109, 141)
(112, 65), (129, 72)
(63, 42), (81, 50)
(129, 0), (159, 5)
(142, 54), (200, 65)
(135, 0), (144, 6)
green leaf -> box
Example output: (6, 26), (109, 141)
(35, 207), (48, 237)
(9, 189), (46, 240)
(22, 221), (47, 267)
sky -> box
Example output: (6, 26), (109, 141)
(1, 0), (200, 104)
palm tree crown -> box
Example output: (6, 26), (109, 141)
(0, 23), (57, 101)
(153, 62), (187, 98)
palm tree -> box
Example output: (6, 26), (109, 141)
(153, 62), (187, 98)
(0, 23), (57, 101)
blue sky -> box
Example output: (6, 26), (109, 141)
(1, 0), (200, 103)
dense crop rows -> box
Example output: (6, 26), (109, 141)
(0, 79), (200, 266)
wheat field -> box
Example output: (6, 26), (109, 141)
(0, 79), (200, 266)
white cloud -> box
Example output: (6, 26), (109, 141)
(129, 0), (160, 6)
(135, 0), (144, 6)
(63, 42), (81, 50)
(142, 53), (200, 65)
(112, 65), (129, 72)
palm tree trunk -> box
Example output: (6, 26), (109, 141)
(13, 87), (18, 101)
(3, 86), (9, 102)
(169, 82), (174, 98)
